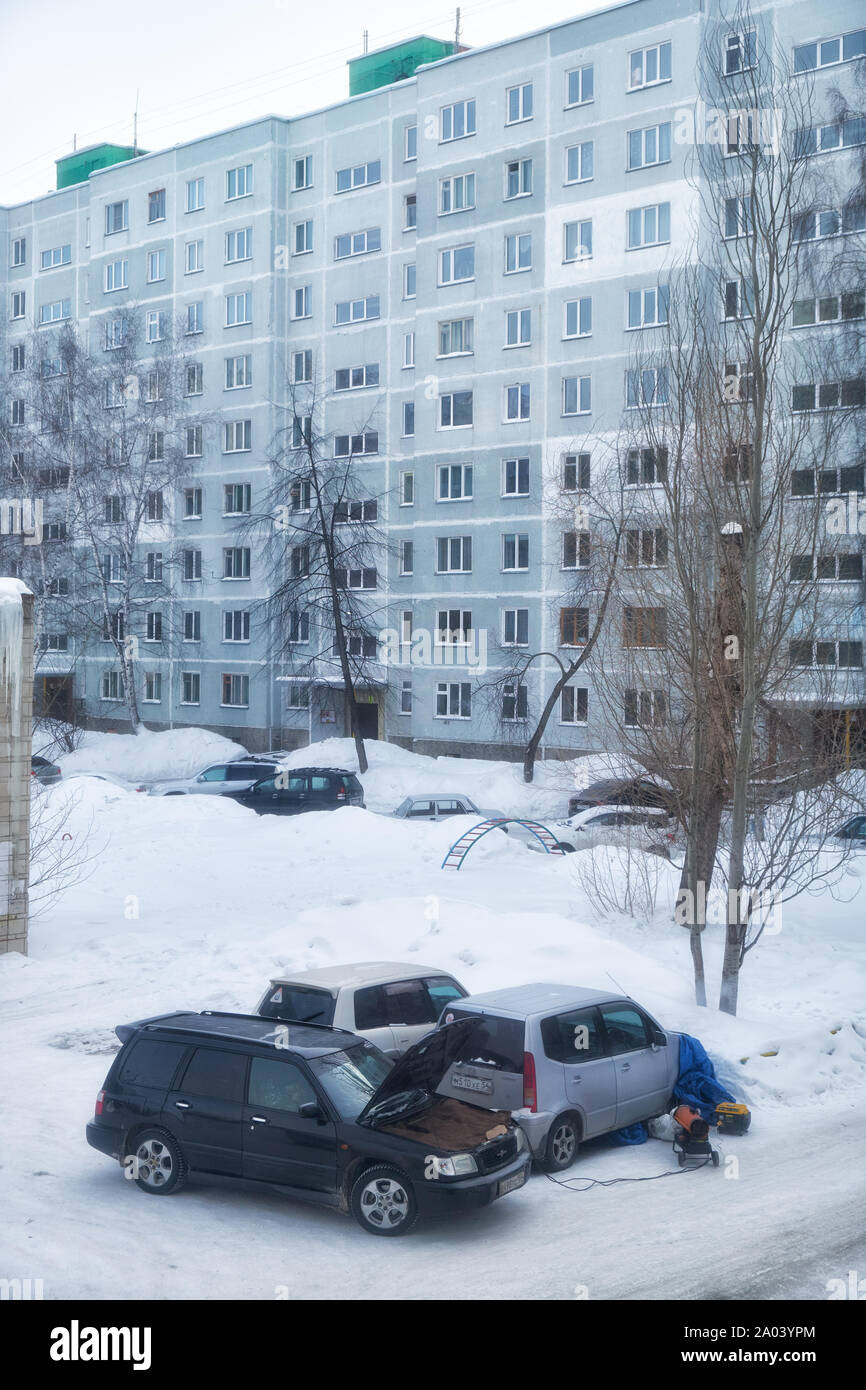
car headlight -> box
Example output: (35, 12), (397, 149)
(514, 1125), (529, 1153)
(435, 1153), (478, 1177)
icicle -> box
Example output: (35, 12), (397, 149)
(0, 581), (25, 734)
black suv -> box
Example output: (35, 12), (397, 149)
(224, 767), (365, 816)
(86, 1012), (529, 1236)
(568, 777), (675, 818)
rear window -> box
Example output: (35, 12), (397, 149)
(117, 1039), (187, 1091)
(258, 984), (336, 1026)
(541, 1007), (606, 1064)
(441, 1009), (525, 1073)
(178, 1047), (249, 1102)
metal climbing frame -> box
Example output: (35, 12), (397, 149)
(440, 818), (566, 870)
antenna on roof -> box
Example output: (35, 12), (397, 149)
(455, 7), (461, 48)
(133, 89), (139, 156)
(363, 29), (368, 54)
(73, 134), (77, 152)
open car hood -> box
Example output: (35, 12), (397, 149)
(357, 1017), (482, 1126)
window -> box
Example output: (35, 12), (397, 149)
(186, 301), (203, 335)
(183, 549), (202, 581)
(287, 682), (310, 710)
(9, 399), (25, 426)
(506, 83), (533, 124)
(105, 200), (128, 234)
(223, 547), (251, 580)
(145, 552), (163, 583)
(505, 233), (532, 273)
(625, 689), (665, 727)
(226, 353), (252, 389)
(44, 521), (69, 543)
(226, 164), (253, 200)
(403, 401), (415, 436)
(502, 684), (528, 721)
(440, 390), (473, 428)
(104, 259), (128, 292)
(224, 483), (251, 515)
(335, 160), (381, 193)
(103, 607), (124, 638)
(626, 368), (669, 407)
(792, 379), (865, 411)
(439, 317), (473, 356)
(505, 158), (533, 199)
(790, 553), (863, 583)
(11, 344), (25, 373)
(405, 125), (418, 161)
(503, 608), (529, 646)
(563, 376), (591, 415)
(789, 640), (863, 669)
(440, 173), (476, 214)
(11, 236), (26, 266)
(565, 63), (594, 110)
(502, 456), (530, 497)
(623, 606), (667, 647)
(147, 189), (166, 223)
(441, 100), (475, 142)
(438, 463), (473, 500)
(792, 293), (865, 327)
(186, 178), (205, 212)
(185, 239), (203, 274)
(565, 142), (594, 183)
(400, 680), (412, 714)
(335, 363), (379, 391)
(185, 425), (202, 457)
(104, 495), (123, 523)
(564, 297), (592, 339)
(345, 632), (377, 659)
(42, 633), (68, 652)
(403, 263), (416, 298)
(563, 453), (591, 492)
(562, 530), (590, 569)
(724, 30), (756, 75)
(629, 41), (671, 89)
(436, 682), (471, 718)
(41, 244), (71, 270)
(145, 612), (163, 643)
(334, 431), (378, 457)
(560, 607), (589, 646)
(336, 566), (377, 591)
(290, 478), (311, 513)
(223, 610), (250, 642)
(225, 291), (252, 326)
(335, 227), (381, 259)
(724, 445), (752, 483)
(335, 294), (379, 324)
(794, 29), (866, 73)
(146, 491), (163, 522)
(502, 532), (529, 570)
(148, 430), (165, 462)
(101, 671), (123, 701)
(222, 673), (250, 706)
(292, 416), (312, 448)
(626, 528), (668, 566)
(10, 291), (25, 319)
(626, 445), (668, 485)
(288, 610), (310, 642)
(561, 686), (588, 724)
(724, 195), (753, 239)
(439, 244), (474, 285)
(436, 536), (472, 573)
(399, 541), (414, 576)
(627, 285), (669, 328)
(506, 309), (532, 346)
(627, 123), (671, 170)
(186, 363), (203, 396)
(181, 671), (201, 704)
(400, 472), (414, 506)
(224, 419), (251, 452)
(225, 227), (252, 263)
(505, 383), (530, 421)
(183, 488), (202, 522)
(724, 279), (754, 320)
(403, 332), (415, 368)
(293, 155), (313, 191)
(564, 220), (592, 262)
(145, 310), (164, 342)
(627, 203), (670, 249)
(404, 194), (417, 230)
(39, 299), (70, 325)
(291, 349), (312, 385)
(293, 219), (313, 255)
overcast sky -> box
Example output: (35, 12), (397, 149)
(0, 0), (604, 207)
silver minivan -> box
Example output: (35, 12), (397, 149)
(436, 984), (680, 1170)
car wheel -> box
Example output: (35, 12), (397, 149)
(127, 1128), (186, 1195)
(543, 1114), (580, 1171)
(350, 1164), (418, 1237)
(555, 841), (576, 854)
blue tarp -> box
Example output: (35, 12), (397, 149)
(672, 1032), (736, 1122)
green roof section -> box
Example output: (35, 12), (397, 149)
(55, 142), (148, 190)
(348, 35), (458, 95)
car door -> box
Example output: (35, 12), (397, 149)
(540, 1007), (617, 1137)
(352, 984), (400, 1056)
(194, 765), (230, 794)
(162, 1046), (248, 1174)
(242, 1055), (337, 1192)
(306, 773), (336, 811)
(581, 811), (618, 848)
(385, 978), (441, 1053)
(245, 773), (307, 815)
(599, 1003), (673, 1127)
(435, 800), (462, 820)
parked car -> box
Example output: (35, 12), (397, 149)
(393, 794), (508, 823)
(31, 754), (62, 785)
(225, 767), (364, 815)
(436, 984), (679, 1171)
(85, 1010), (530, 1236)
(148, 758), (282, 797)
(548, 805), (680, 856)
(831, 815), (866, 847)
(64, 771), (147, 793)
(568, 777), (675, 818)
(256, 962), (468, 1057)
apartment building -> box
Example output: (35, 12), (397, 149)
(1, 0), (864, 759)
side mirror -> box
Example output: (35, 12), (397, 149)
(298, 1102), (324, 1122)
(651, 1030), (667, 1047)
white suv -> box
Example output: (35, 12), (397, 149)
(550, 804), (679, 856)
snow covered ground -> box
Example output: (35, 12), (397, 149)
(2, 732), (865, 1299)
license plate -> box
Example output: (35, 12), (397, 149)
(451, 1073), (493, 1095)
(498, 1170), (526, 1197)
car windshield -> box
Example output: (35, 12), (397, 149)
(309, 1043), (393, 1118)
(258, 985), (336, 1026)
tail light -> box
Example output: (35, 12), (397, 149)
(523, 1052), (537, 1113)
(336, 783), (347, 801)
(94, 1089), (106, 1117)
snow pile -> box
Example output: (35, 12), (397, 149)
(56, 726), (247, 783)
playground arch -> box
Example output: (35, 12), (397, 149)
(441, 818), (566, 870)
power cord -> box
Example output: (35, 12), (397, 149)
(541, 1140), (714, 1190)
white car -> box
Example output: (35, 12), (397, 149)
(255, 962), (468, 1057)
(148, 758), (281, 796)
(393, 794), (508, 823)
(548, 804), (680, 855)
